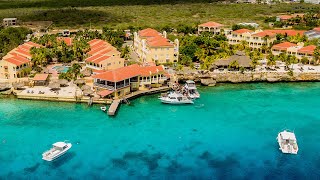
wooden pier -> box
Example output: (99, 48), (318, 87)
(108, 99), (120, 116)
(107, 86), (170, 116)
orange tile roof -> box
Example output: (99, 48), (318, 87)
(232, 29), (253, 34)
(272, 42), (297, 51)
(88, 46), (112, 55)
(57, 37), (72, 46)
(97, 89), (114, 97)
(199, 21), (224, 28)
(146, 36), (173, 47)
(11, 48), (31, 58)
(278, 15), (293, 20)
(298, 45), (316, 54)
(88, 39), (101, 45)
(313, 27), (320, 31)
(138, 28), (174, 47)
(33, 74), (49, 81)
(4, 55), (30, 66)
(252, 31), (276, 37)
(92, 64), (166, 82)
(264, 30), (305, 37)
(138, 28), (161, 37)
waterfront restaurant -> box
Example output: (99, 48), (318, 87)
(92, 64), (168, 98)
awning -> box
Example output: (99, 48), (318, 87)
(33, 74), (49, 81)
(97, 89), (114, 97)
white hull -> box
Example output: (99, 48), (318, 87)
(42, 143), (72, 161)
(160, 98), (194, 104)
(277, 132), (298, 154)
(101, 106), (107, 112)
(188, 93), (200, 99)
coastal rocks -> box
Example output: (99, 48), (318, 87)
(176, 71), (320, 84)
(200, 78), (216, 86)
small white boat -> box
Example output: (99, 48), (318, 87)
(184, 80), (200, 99)
(42, 142), (72, 161)
(101, 106), (107, 112)
(159, 91), (193, 104)
(277, 130), (298, 154)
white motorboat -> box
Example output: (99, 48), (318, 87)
(184, 80), (200, 99)
(42, 142), (72, 161)
(159, 91), (193, 104)
(277, 130), (298, 154)
(101, 106), (107, 112)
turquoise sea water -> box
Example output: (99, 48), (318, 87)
(1, 82), (320, 179)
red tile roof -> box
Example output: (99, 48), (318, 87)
(313, 27), (320, 32)
(263, 30), (305, 37)
(92, 64), (166, 82)
(138, 28), (161, 37)
(233, 29), (253, 34)
(272, 42), (297, 51)
(199, 21), (224, 28)
(278, 15), (293, 20)
(10, 48), (31, 58)
(88, 39), (101, 45)
(146, 36), (173, 47)
(97, 89), (114, 97)
(4, 55), (30, 66)
(33, 74), (49, 81)
(57, 37), (72, 46)
(252, 31), (276, 37)
(298, 45), (316, 54)
(138, 28), (174, 47)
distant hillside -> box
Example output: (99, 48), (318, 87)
(0, 0), (225, 9)
(0, 1), (319, 29)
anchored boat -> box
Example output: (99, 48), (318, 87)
(277, 130), (299, 154)
(42, 142), (72, 161)
(183, 80), (200, 99)
(159, 91), (193, 104)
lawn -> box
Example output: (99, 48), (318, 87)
(0, 1), (319, 29)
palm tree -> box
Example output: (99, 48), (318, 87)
(267, 53), (276, 66)
(313, 46), (320, 64)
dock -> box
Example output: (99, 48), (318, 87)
(107, 86), (170, 116)
(108, 99), (120, 116)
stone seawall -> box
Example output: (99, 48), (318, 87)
(177, 71), (320, 85)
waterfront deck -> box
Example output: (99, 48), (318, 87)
(107, 86), (170, 116)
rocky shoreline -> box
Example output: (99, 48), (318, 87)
(176, 71), (320, 86)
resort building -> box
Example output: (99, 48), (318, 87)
(271, 42), (300, 56)
(198, 21), (226, 35)
(304, 27), (320, 40)
(85, 39), (124, 71)
(271, 42), (316, 60)
(227, 29), (305, 50)
(92, 64), (168, 98)
(3, 18), (17, 27)
(133, 28), (179, 64)
(0, 42), (41, 79)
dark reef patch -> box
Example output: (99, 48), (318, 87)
(24, 163), (40, 173)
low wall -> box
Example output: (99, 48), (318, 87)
(177, 71), (320, 83)
(16, 94), (112, 104)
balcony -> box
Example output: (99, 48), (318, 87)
(86, 64), (103, 70)
(94, 82), (115, 91)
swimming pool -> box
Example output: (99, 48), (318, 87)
(52, 66), (70, 73)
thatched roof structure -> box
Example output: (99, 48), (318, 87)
(214, 51), (252, 68)
(12, 82), (25, 90)
(81, 85), (91, 91)
(48, 83), (60, 90)
(82, 89), (94, 95)
(74, 79), (85, 85)
(0, 83), (11, 91)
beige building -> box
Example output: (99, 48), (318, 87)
(198, 21), (226, 35)
(85, 39), (125, 71)
(271, 42), (316, 61)
(133, 28), (179, 64)
(227, 29), (276, 50)
(3, 18), (17, 27)
(0, 42), (41, 79)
